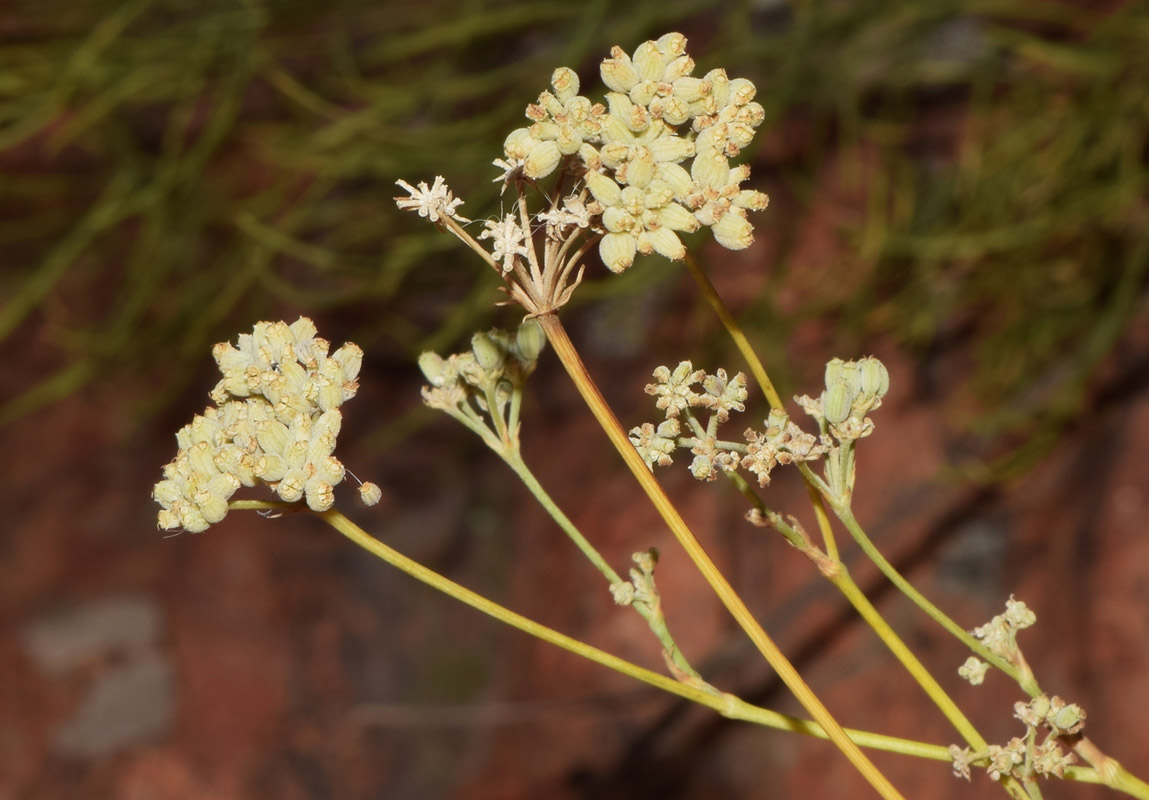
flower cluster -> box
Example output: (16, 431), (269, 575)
(418, 321), (546, 442)
(794, 356), (890, 442)
(969, 594), (1036, 667)
(153, 318), (377, 533)
(632, 362), (836, 484)
(948, 694), (1081, 783)
(741, 408), (830, 487)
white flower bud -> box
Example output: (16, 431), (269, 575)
(551, 67), (579, 103)
(277, 468), (306, 503)
(586, 171), (622, 207)
(359, 482), (382, 506)
(504, 127), (537, 160)
(655, 201), (699, 232)
(601, 46), (638, 93)
(649, 135), (694, 165)
(304, 477), (335, 512)
(711, 211), (754, 250)
(691, 147), (729, 189)
(632, 40), (662, 81)
(524, 140), (562, 179)
(599, 232), (637, 273)
(639, 227), (685, 261)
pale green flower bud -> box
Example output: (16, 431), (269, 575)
(649, 135), (694, 164)
(629, 79), (659, 107)
(586, 171), (622, 206)
(358, 482), (382, 507)
(471, 332), (505, 374)
(315, 454), (346, 486)
(418, 351), (450, 387)
(659, 163), (693, 198)
(654, 95), (691, 126)
(515, 320), (547, 362)
(187, 441), (216, 478)
(655, 202), (699, 232)
(825, 357), (846, 389)
(602, 206), (634, 234)
(632, 40), (662, 81)
(255, 419), (291, 456)
(727, 77), (757, 106)
(657, 31), (687, 58)
(195, 490), (229, 525)
(153, 480), (184, 508)
(332, 343), (363, 383)
(623, 147), (656, 188)
(284, 439), (309, 470)
(672, 76), (707, 104)
(179, 506), (210, 534)
(711, 211), (754, 250)
(860, 357), (890, 398)
(691, 147), (729, 189)
(255, 453), (288, 482)
(524, 139), (562, 179)
(316, 376), (344, 412)
(551, 67), (579, 103)
(823, 381), (853, 425)
(601, 46), (638, 93)
(1047, 698), (1086, 735)
(639, 227), (685, 261)
(600, 231), (637, 273)
(690, 453), (715, 481)
(735, 189), (769, 212)
(503, 127), (537, 160)
(705, 68), (731, 106)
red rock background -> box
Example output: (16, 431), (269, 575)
(2, 6), (1148, 800)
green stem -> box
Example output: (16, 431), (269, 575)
(223, 501), (1129, 795)
(834, 503), (1031, 690)
(535, 313), (908, 800)
(502, 452), (621, 586)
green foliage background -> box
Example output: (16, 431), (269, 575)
(2, 0), (1146, 476)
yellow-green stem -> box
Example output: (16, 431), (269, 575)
(535, 313), (906, 800)
(682, 252), (841, 558)
(834, 503), (1029, 689)
(223, 501), (1125, 794)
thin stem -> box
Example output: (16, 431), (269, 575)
(834, 503), (1030, 689)
(535, 312), (907, 800)
(290, 505), (953, 761)
(683, 251), (841, 558)
(683, 251), (783, 410)
(224, 500), (1130, 795)
(503, 452), (622, 586)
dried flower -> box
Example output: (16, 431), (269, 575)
(394, 176), (469, 224)
(479, 214), (530, 274)
(958, 656), (990, 686)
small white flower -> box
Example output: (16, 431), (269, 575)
(491, 157), (524, 193)
(538, 195), (594, 232)
(478, 214), (530, 274)
(394, 176), (470, 223)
